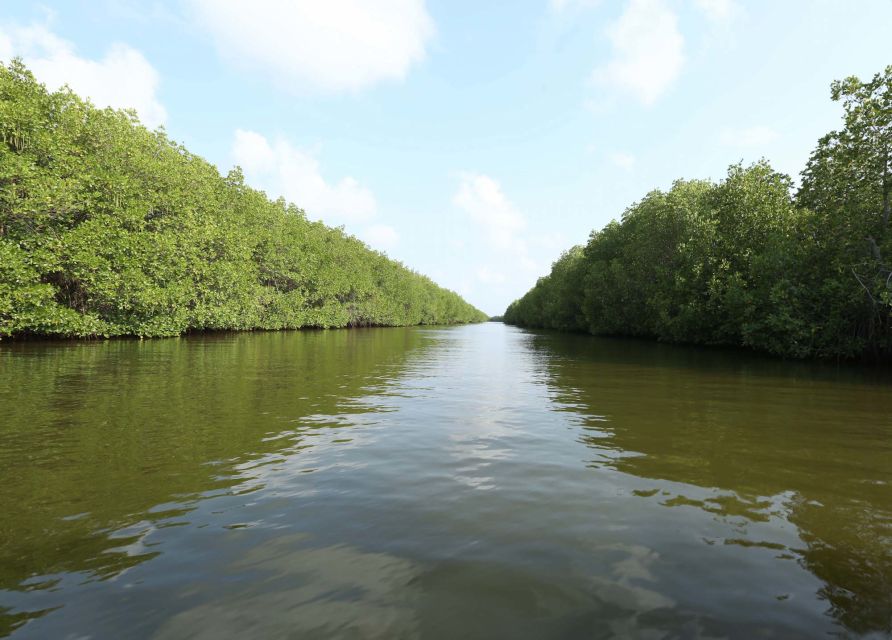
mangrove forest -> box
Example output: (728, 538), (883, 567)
(505, 66), (892, 361)
(0, 60), (486, 339)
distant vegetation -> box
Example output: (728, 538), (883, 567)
(505, 66), (892, 361)
(0, 61), (486, 338)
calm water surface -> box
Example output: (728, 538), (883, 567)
(1, 323), (891, 638)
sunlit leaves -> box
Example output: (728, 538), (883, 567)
(0, 60), (486, 338)
(505, 68), (892, 363)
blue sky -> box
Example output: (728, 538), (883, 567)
(2, 0), (891, 315)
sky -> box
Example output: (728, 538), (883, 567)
(1, 1), (891, 315)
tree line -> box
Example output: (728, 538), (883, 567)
(0, 61), (486, 338)
(505, 66), (892, 361)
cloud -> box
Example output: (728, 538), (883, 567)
(232, 130), (400, 253)
(453, 173), (526, 248)
(0, 23), (166, 127)
(593, 0), (684, 106)
(549, 0), (600, 11)
(451, 173), (564, 313)
(476, 266), (507, 285)
(362, 224), (399, 251)
(232, 129), (377, 224)
(610, 152), (636, 170)
(719, 125), (778, 148)
(453, 172), (537, 272)
(189, 0), (434, 94)
(694, 0), (740, 24)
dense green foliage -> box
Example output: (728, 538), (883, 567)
(505, 66), (892, 361)
(0, 61), (486, 338)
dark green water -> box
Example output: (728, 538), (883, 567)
(1, 323), (890, 639)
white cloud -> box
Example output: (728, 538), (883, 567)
(362, 224), (399, 251)
(593, 0), (684, 106)
(189, 0), (434, 94)
(550, 0), (600, 11)
(694, 0), (740, 24)
(453, 172), (526, 249)
(0, 23), (166, 127)
(453, 172), (537, 272)
(449, 173), (565, 313)
(476, 266), (507, 285)
(232, 129), (377, 224)
(719, 125), (778, 148)
(610, 151), (636, 170)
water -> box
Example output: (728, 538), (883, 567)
(1, 323), (890, 639)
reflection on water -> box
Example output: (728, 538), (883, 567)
(0, 325), (890, 638)
(530, 333), (892, 637)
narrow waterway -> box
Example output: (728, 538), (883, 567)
(1, 323), (890, 638)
